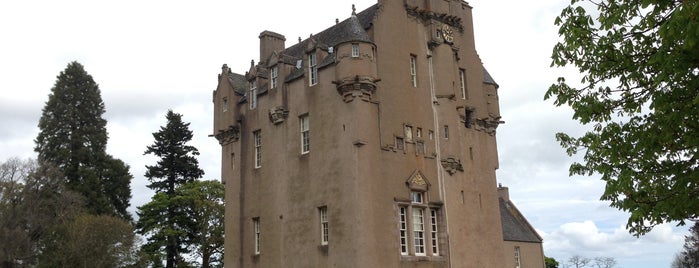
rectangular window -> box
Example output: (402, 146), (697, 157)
(222, 97), (228, 112)
(416, 127), (422, 138)
(253, 218), (260, 254)
(319, 207), (328, 245)
(253, 130), (262, 168)
(465, 109), (473, 128)
(444, 125), (449, 139)
(249, 80), (257, 110)
(405, 125), (413, 142)
(271, 66), (278, 89)
(399, 207), (408, 255)
(459, 68), (467, 99)
(396, 137), (405, 151)
(430, 209), (439, 255)
(416, 141), (425, 155)
(411, 191), (423, 204)
(309, 52), (318, 86)
(413, 208), (425, 255)
(514, 246), (521, 268)
(410, 55), (417, 87)
(352, 43), (360, 57)
(429, 130), (434, 140)
(300, 115), (310, 154)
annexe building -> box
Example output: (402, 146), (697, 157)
(212, 0), (543, 267)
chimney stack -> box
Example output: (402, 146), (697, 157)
(259, 31), (286, 65)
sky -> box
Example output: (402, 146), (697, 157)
(0, 0), (689, 267)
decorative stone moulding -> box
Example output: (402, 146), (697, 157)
(333, 75), (378, 103)
(404, 4), (464, 32)
(474, 114), (504, 136)
(441, 157), (463, 175)
(214, 124), (240, 145)
(268, 106), (289, 124)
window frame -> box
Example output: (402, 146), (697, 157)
(319, 206), (328, 245)
(249, 80), (258, 110)
(459, 68), (467, 99)
(253, 218), (260, 255)
(399, 207), (409, 255)
(300, 115), (310, 154)
(352, 43), (360, 58)
(399, 189), (441, 258)
(253, 130), (262, 168)
(514, 246), (521, 268)
(410, 55), (417, 87)
(308, 51), (318, 86)
(270, 65), (278, 89)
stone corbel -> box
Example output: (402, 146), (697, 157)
(440, 157), (463, 175)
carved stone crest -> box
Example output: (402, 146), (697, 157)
(269, 106), (289, 124)
(441, 157), (463, 175)
(406, 170), (430, 191)
(214, 124), (240, 145)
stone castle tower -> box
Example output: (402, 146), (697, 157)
(212, 1), (541, 267)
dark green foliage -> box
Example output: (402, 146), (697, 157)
(179, 180), (224, 268)
(38, 214), (142, 268)
(546, 0), (699, 235)
(0, 158), (83, 267)
(545, 256), (559, 268)
(144, 110), (204, 194)
(139, 110), (205, 268)
(34, 61), (133, 221)
(678, 222), (699, 268)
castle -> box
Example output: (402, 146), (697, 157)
(212, 1), (543, 267)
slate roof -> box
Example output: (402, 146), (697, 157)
(500, 198), (543, 243)
(483, 67), (499, 88)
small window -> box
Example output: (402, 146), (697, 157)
(459, 68), (467, 99)
(416, 128), (422, 138)
(443, 125), (449, 139)
(396, 137), (405, 151)
(430, 209), (439, 255)
(253, 130), (262, 168)
(270, 66), (279, 89)
(300, 115), (310, 154)
(253, 218), (260, 254)
(416, 141), (425, 155)
(410, 55), (417, 87)
(404, 125), (413, 142)
(319, 207), (328, 245)
(352, 43), (360, 58)
(410, 191), (423, 204)
(309, 52), (318, 86)
(399, 207), (408, 255)
(249, 80), (257, 110)
(429, 130), (434, 140)
(222, 97), (228, 112)
(514, 246), (521, 268)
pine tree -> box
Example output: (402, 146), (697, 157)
(680, 222), (699, 268)
(34, 61), (132, 221)
(138, 110), (204, 268)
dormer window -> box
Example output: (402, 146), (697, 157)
(249, 80), (257, 110)
(308, 51), (318, 86)
(352, 43), (360, 58)
(270, 66), (278, 89)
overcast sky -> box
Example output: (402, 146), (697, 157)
(0, 0), (689, 267)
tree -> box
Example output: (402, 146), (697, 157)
(0, 158), (83, 267)
(546, 0), (699, 235)
(546, 256), (560, 268)
(138, 110), (204, 268)
(593, 256), (617, 268)
(178, 180), (224, 268)
(568, 255), (591, 268)
(34, 61), (133, 221)
(676, 222), (699, 268)
(38, 214), (142, 268)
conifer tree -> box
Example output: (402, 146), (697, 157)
(679, 222), (699, 268)
(34, 61), (133, 221)
(138, 110), (204, 268)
